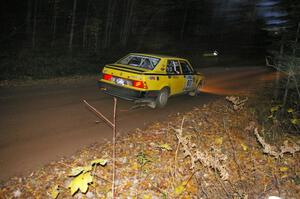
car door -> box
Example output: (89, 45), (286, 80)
(179, 60), (195, 91)
(166, 60), (185, 95)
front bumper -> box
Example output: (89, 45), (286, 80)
(97, 81), (159, 103)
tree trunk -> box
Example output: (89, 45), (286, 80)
(69, 0), (77, 52)
(120, 0), (135, 47)
(51, 0), (58, 47)
(293, 22), (300, 56)
(83, 0), (91, 48)
(26, 0), (32, 37)
(274, 70), (280, 99)
(180, 0), (189, 40)
(137, 8), (163, 49)
(292, 74), (300, 99)
(32, 0), (38, 48)
(275, 40), (285, 99)
(283, 75), (291, 107)
(94, 32), (98, 53)
(103, 0), (116, 49)
(280, 41), (284, 56)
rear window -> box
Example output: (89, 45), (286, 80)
(117, 55), (160, 70)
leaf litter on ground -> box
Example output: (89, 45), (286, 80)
(0, 98), (299, 198)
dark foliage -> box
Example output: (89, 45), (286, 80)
(0, 0), (269, 79)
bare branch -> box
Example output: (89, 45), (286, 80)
(83, 100), (114, 128)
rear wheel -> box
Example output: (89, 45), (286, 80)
(189, 81), (202, 96)
(155, 88), (169, 108)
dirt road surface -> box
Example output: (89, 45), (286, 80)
(0, 66), (277, 181)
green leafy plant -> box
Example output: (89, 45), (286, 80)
(136, 151), (151, 166)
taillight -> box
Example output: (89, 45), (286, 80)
(103, 73), (112, 81)
(133, 80), (147, 89)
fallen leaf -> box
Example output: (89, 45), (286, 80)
(91, 159), (107, 166)
(291, 118), (300, 125)
(270, 106), (280, 113)
(175, 181), (187, 195)
(175, 184), (185, 195)
(279, 167), (289, 172)
(241, 143), (248, 151)
(68, 172), (93, 195)
(215, 137), (223, 145)
(69, 166), (92, 177)
(281, 174), (288, 178)
(50, 185), (60, 199)
(143, 194), (152, 199)
(131, 162), (139, 170)
(158, 143), (172, 151)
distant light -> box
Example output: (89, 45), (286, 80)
(202, 50), (219, 57)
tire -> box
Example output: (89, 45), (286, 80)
(195, 83), (201, 96)
(155, 88), (169, 108)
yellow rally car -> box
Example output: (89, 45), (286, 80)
(98, 53), (205, 108)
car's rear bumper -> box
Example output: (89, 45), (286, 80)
(97, 81), (159, 103)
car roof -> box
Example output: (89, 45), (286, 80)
(129, 53), (187, 60)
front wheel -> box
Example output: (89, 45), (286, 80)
(155, 88), (169, 108)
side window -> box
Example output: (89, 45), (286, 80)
(180, 61), (193, 74)
(167, 60), (181, 74)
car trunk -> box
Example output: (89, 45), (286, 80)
(101, 64), (149, 90)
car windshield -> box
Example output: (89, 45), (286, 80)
(117, 55), (160, 70)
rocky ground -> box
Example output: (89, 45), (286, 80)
(0, 97), (299, 199)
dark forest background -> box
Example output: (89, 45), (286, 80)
(0, 0), (299, 80)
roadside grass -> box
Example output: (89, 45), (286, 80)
(0, 98), (299, 198)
